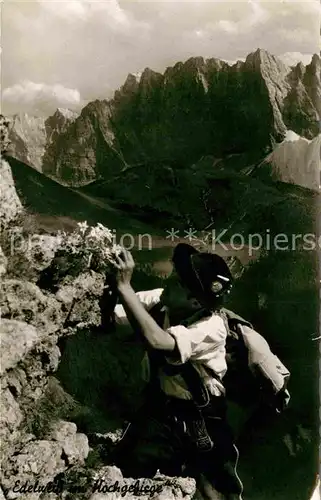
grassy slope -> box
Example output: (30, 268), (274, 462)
(5, 155), (158, 236)
(78, 151), (318, 240)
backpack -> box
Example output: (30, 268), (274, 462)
(221, 308), (290, 412)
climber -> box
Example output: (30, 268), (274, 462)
(107, 243), (290, 500)
(108, 243), (244, 500)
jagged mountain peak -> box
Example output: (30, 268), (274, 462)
(249, 47), (281, 61)
(81, 98), (109, 113)
(123, 72), (142, 90)
(54, 107), (79, 120)
(292, 61), (306, 79)
(163, 60), (184, 77)
(7, 48), (320, 187)
(140, 67), (163, 87)
(245, 47), (290, 74)
(183, 56), (206, 70)
(206, 57), (228, 70)
(10, 112), (46, 126)
(46, 108), (79, 129)
(114, 68), (164, 96)
(310, 53), (320, 66)
(113, 73), (142, 102)
(78, 99), (112, 124)
(231, 60), (244, 71)
(141, 67), (159, 77)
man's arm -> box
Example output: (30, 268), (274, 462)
(164, 314), (227, 366)
(113, 250), (175, 352)
(115, 288), (163, 345)
(114, 289), (163, 325)
(118, 283), (175, 351)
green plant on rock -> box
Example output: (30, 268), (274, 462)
(23, 377), (82, 439)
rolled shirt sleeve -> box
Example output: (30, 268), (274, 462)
(114, 288), (164, 325)
(240, 325), (290, 393)
(157, 313), (228, 398)
(165, 313), (228, 379)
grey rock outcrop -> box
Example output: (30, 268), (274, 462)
(0, 158), (23, 229)
(0, 114), (23, 230)
(304, 54), (321, 118)
(47, 421), (89, 466)
(55, 271), (105, 326)
(7, 114), (47, 172)
(244, 48), (292, 137)
(0, 318), (61, 462)
(0, 313), (90, 499)
(0, 245), (8, 276)
(0, 280), (64, 334)
(41, 100), (115, 186)
(0, 320), (43, 376)
(1, 115), (11, 153)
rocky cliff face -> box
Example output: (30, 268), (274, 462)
(42, 101), (116, 186)
(7, 109), (78, 175)
(0, 116), (23, 228)
(0, 273), (197, 500)
(0, 158), (23, 229)
(7, 114), (47, 172)
(7, 49), (320, 189)
(0, 127), (199, 500)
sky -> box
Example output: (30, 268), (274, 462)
(1, 0), (320, 116)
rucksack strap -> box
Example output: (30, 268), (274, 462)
(148, 303), (212, 407)
(221, 307), (253, 330)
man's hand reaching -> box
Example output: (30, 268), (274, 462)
(110, 248), (175, 352)
(112, 249), (135, 289)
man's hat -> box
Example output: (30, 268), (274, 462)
(172, 243), (233, 301)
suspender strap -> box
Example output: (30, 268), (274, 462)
(148, 303), (211, 407)
(221, 307), (253, 329)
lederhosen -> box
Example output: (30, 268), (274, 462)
(110, 303), (244, 497)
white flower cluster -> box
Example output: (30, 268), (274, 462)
(55, 221), (122, 272)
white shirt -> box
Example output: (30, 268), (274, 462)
(114, 288), (228, 399)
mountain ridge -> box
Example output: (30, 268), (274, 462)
(7, 49), (320, 187)
(2, 153), (155, 236)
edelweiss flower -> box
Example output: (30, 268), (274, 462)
(52, 221), (121, 272)
(63, 233), (83, 253)
(77, 221), (89, 235)
(88, 224), (113, 243)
